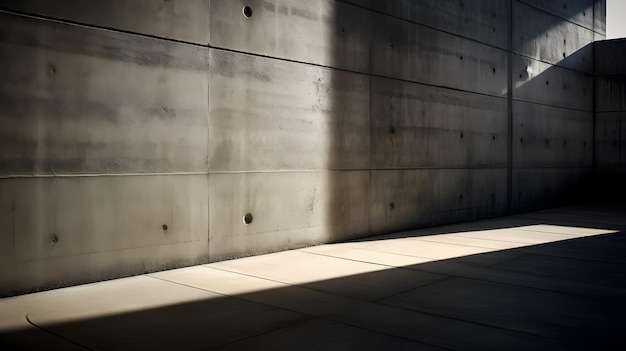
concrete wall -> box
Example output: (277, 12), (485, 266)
(512, 0), (603, 210)
(0, 0), (605, 296)
(594, 38), (626, 197)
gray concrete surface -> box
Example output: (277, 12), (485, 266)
(0, 0), (613, 295)
(1, 206), (624, 350)
(595, 38), (626, 181)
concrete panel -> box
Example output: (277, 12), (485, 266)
(512, 168), (591, 210)
(215, 318), (438, 351)
(0, 175), (207, 262)
(30, 283), (308, 350)
(380, 276), (616, 342)
(344, 239), (495, 261)
(513, 55), (592, 111)
(362, 0), (509, 49)
(518, 0), (594, 30)
(0, 240), (210, 296)
(595, 112), (626, 171)
(596, 77), (626, 112)
(211, 250), (447, 301)
(0, 184), (14, 265)
(0, 12), (209, 176)
(208, 171), (370, 261)
(208, 49), (369, 172)
(370, 12), (508, 97)
(595, 39), (626, 76)
(513, 101), (593, 168)
(494, 253), (626, 287)
(330, 301), (563, 351)
(209, 0), (369, 72)
(0, 0), (210, 44)
(594, 0), (606, 35)
(302, 244), (433, 267)
(370, 77), (507, 169)
(369, 169), (507, 234)
(513, 1), (594, 73)
(153, 266), (363, 317)
(594, 39), (625, 184)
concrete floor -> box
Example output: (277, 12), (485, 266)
(1, 206), (625, 350)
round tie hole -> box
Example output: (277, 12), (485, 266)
(242, 6), (253, 18)
(389, 201), (395, 210)
(50, 234), (59, 245)
(162, 224), (168, 231)
(243, 213), (253, 225)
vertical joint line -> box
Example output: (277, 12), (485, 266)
(506, 0), (514, 212)
(206, 0), (213, 248)
(592, 41), (597, 175)
(367, 26), (373, 237)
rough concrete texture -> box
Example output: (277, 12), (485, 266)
(594, 38), (626, 199)
(0, 0), (211, 44)
(0, 0), (608, 295)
